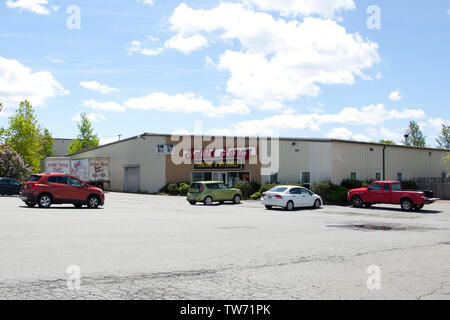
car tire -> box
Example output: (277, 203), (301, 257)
(233, 195), (241, 205)
(352, 196), (363, 208)
(25, 201), (36, 208)
(189, 201), (197, 206)
(313, 199), (321, 209)
(401, 199), (413, 212)
(204, 196), (213, 206)
(285, 201), (294, 211)
(73, 203), (83, 208)
(265, 205), (273, 210)
(38, 194), (52, 208)
(87, 195), (100, 209)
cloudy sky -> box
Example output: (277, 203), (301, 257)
(1, 0), (449, 146)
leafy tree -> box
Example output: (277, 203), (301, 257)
(443, 153), (450, 178)
(380, 139), (396, 145)
(0, 145), (32, 180)
(404, 121), (426, 148)
(68, 113), (100, 154)
(4, 101), (41, 171)
(0, 102), (3, 112)
(39, 128), (54, 158)
(436, 124), (450, 150)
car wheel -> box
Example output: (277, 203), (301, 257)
(204, 196), (213, 206)
(73, 203), (83, 208)
(189, 201), (197, 206)
(87, 195), (100, 209)
(285, 201), (294, 211)
(401, 199), (413, 212)
(314, 199), (321, 209)
(265, 205), (273, 210)
(25, 201), (36, 208)
(38, 194), (52, 208)
(233, 195), (241, 204)
(352, 196), (363, 208)
(414, 204), (424, 211)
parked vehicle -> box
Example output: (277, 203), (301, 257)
(187, 181), (242, 206)
(261, 185), (323, 211)
(19, 174), (105, 209)
(347, 181), (439, 211)
(0, 178), (22, 195)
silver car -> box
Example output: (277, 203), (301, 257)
(261, 186), (323, 211)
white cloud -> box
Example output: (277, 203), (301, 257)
(164, 34), (208, 54)
(79, 81), (119, 95)
(426, 118), (448, 132)
(83, 100), (126, 112)
(100, 136), (121, 145)
(168, 3), (379, 109)
(327, 127), (370, 142)
(0, 56), (69, 107)
(71, 112), (105, 123)
(389, 90), (402, 101)
(124, 92), (250, 118)
(367, 127), (404, 143)
(136, 0), (154, 6)
(6, 0), (50, 15)
(209, 104), (426, 136)
(243, 0), (356, 18)
(447, 9), (450, 16)
(46, 56), (64, 64)
(126, 40), (163, 56)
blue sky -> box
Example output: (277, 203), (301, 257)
(0, 0), (449, 146)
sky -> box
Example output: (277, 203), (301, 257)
(0, 0), (449, 146)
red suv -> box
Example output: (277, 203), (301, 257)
(20, 174), (105, 209)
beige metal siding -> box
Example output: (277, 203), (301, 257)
(71, 136), (166, 193)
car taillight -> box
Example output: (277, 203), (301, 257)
(261, 193), (266, 198)
(275, 195), (283, 199)
(200, 185), (204, 192)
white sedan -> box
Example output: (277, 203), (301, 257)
(261, 186), (323, 211)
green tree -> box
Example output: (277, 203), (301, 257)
(39, 128), (54, 158)
(404, 121), (426, 148)
(380, 139), (396, 145)
(443, 153), (450, 178)
(68, 113), (100, 154)
(436, 124), (450, 150)
(4, 101), (41, 172)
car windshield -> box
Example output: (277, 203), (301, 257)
(270, 187), (288, 193)
(25, 175), (41, 182)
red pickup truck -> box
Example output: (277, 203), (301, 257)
(347, 181), (438, 211)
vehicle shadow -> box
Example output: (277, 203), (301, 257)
(266, 207), (321, 212)
(359, 206), (442, 215)
(19, 206), (104, 211)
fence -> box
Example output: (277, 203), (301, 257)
(414, 177), (450, 200)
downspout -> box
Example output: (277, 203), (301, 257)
(382, 146), (387, 181)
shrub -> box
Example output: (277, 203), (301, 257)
(329, 185), (349, 203)
(167, 183), (179, 195)
(235, 181), (253, 199)
(311, 182), (333, 199)
(179, 183), (190, 196)
(250, 192), (261, 200)
(341, 179), (362, 190)
(259, 183), (280, 193)
(0, 146), (32, 181)
(249, 181), (261, 196)
(401, 180), (417, 190)
(159, 184), (170, 194)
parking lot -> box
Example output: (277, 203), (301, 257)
(0, 193), (449, 300)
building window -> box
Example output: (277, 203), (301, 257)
(375, 172), (382, 181)
(269, 173), (278, 183)
(350, 172), (359, 180)
(301, 171), (311, 188)
(397, 172), (403, 182)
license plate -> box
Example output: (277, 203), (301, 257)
(268, 196), (273, 199)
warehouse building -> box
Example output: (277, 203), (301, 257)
(68, 133), (449, 194)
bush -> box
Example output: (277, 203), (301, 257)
(249, 181), (261, 196)
(235, 181), (253, 199)
(259, 182), (280, 193)
(0, 145), (32, 181)
(178, 183), (190, 196)
(401, 180), (417, 190)
(159, 184), (170, 194)
(311, 182), (333, 199)
(167, 183), (179, 195)
(341, 179), (362, 189)
(250, 192), (261, 200)
(329, 185), (349, 203)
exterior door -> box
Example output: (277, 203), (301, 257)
(65, 176), (87, 201)
(300, 188), (314, 206)
(47, 176), (70, 200)
(366, 183), (383, 203)
(125, 167), (140, 193)
(289, 188), (302, 207)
